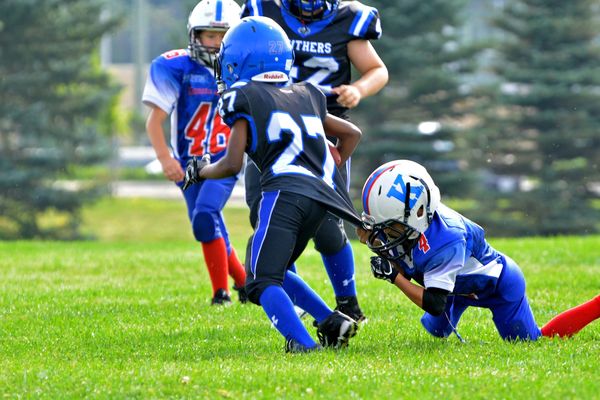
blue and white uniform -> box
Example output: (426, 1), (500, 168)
(241, 1), (378, 309)
(142, 49), (237, 245)
(218, 80), (361, 303)
(396, 204), (541, 340)
(242, 0), (382, 117)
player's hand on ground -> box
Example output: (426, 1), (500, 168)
(370, 256), (399, 284)
(159, 156), (185, 182)
(332, 84), (361, 109)
(182, 154), (211, 190)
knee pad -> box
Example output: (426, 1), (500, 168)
(191, 210), (220, 242)
(313, 216), (347, 255)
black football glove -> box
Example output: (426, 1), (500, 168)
(182, 154), (211, 191)
(370, 256), (399, 284)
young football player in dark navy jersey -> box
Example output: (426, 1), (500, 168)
(242, 0), (387, 115)
(183, 16), (365, 352)
(357, 160), (600, 341)
(241, 0), (388, 323)
(143, 0), (247, 306)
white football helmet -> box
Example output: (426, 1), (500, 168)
(187, 0), (241, 65)
(361, 160), (441, 261)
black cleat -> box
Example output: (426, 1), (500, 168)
(335, 296), (367, 324)
(316, 310), (358, 348)
(232, 284), (248, 303)
(285, 338), (323, 353)
(211, 288), (232, 306)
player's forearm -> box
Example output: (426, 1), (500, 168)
(352, 65), (388, 99)
(146, 113), (171, 160)
(199, 158), (241, 179)
(147, 128), (171, 160)
(393, 273), (424, 309)
(337, 128), (361, 164)
(323, 114), (362, 164)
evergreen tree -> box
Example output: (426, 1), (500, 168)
(0, 0), (122, 239)
(351, 0), (480, 198)
(471, 0), (600, 235)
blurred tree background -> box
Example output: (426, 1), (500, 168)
(351, 0), (482, 198)
(466, 0), (600, 235)
(0, 0), (123, 239)
(1, 0), (599, 239)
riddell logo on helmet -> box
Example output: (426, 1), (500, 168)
(261, 73), (286, 80)
(209, 21), (228, 28)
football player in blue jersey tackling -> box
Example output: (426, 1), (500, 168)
(143, 0), (247, 305)
(184, 16), (365, 353)
(241, 0), (389, 323)
(358, 160), (600, 341)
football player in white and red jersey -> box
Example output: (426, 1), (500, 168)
(359, 160), (600, 341)
(241, 0), (389, 323)
(142, 0), (246, 305)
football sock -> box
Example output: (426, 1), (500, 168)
(283, 270), (332, 323)
(288, 263), (297, 273)
(321, 242), (356, 297)
(227, 248), (246, 288)
(259, 285), (317, 348)
(541, 294), (600, 338)
(201, 237), (229, 296)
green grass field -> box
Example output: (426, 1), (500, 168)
(1, 198), (599, 399)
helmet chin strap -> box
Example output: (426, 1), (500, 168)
(407, 175), (434, 225)
(403, 182), (411, 225)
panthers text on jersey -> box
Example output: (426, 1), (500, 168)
(242, 0), (381, 116)
(142, 49), (230, 163)
(395, 203), (517, 299)
(218, 80), (361, 226)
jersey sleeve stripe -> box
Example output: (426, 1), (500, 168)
(246, 0), (263, 16)
(349, 7), (374, 37)
(374, 16), (382, 39)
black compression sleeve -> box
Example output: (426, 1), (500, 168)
(422, 287), (450, 316)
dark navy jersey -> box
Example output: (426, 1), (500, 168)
(395, 204), (506, 299)
(218, 80), (361, 225)
(242, 0), (382, 116)
(142, 49), (230, 163)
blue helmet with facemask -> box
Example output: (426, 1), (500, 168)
(215, 16), (294, 93)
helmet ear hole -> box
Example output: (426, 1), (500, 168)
(417, 205), (424, 218)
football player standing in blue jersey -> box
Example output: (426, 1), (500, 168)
(142, 0), (247, 305)
(358, 160), (600, 341)
(184, 16), (365, 352)
(241, 0), (389, 323)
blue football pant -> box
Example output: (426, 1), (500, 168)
(244, 160), (347, 254)
(244, 190), (328, 305)
(420, 256), (542, 341)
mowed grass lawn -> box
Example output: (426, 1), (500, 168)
(1, 198), (599, 399)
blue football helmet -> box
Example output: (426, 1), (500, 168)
(281, 0), (339, 21)
(215, 16), (294, 92)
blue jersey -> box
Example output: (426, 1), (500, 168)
(397, 204), (505, 299)
(142, 49), (229, 163)
(242, 0), (381, 116)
